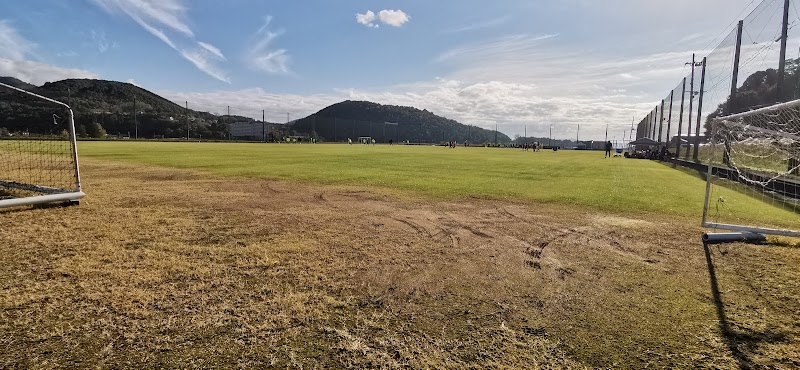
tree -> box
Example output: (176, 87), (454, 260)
(705, 58), (800, 136)
(86, 122), (106, 138)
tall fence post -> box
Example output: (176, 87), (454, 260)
(666, 90), (674, 149)
(777, 0), (791, 103)
(729, 20), (744, 115)
(658, 99), (665, 144)
(686, 54), (696, 159)
(693, 57), (707, 161)
(676, 77), (687, 158)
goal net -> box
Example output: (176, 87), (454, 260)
(702, 99), (800, 237)
(0, 82), (84, 208)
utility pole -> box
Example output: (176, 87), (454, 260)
(549, 125), (552, 147)
(524, 124), (527, 143)
(777, 0), (791, 102)
(133, 95), (137, 139)
(576, 124), (580, 145)
(605, 124), (608, 143)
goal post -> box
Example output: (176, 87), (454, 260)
(702, 99), (800, 237)
(0, 81), (84, 209)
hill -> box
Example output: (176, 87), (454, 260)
(291, 100), (511, 144)
(0, 78), (260, 139)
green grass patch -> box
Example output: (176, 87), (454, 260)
(78, 141), (797, 227)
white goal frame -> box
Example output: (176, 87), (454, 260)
(0, 81), (85, 208)
(702, 99), (800, 237)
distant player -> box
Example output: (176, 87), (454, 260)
(605, 141), (613, 158)
(348, 138), (352, 145)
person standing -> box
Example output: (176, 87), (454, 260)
(605, 141), (613, 158)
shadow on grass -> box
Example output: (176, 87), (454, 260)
(703, 243), (791, 368)
(0, 199), (79, 214)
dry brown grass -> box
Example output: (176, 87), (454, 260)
(1, 159), (799, 368)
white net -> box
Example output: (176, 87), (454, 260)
(704, 99), (800, 236)
(0, 82), (82, 205)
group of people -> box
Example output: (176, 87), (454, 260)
(521, 142), (542, 152)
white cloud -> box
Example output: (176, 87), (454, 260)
(246, 16), (291, 75)
(91, 30), (111, 53)
(378, 10), (410, 27)
(357, 9), (410, 28)
(0, 20), (35, 60)
(0, 58), (99, 85)
(90, 0), (229, 83)
(180, 48), (230, 83)
(0, 20), (99, 85)
(198, 41), (225, 60)
(89, 0), (193, 36)
(443, 16), (511, 34)
(356, 10), (378, 28)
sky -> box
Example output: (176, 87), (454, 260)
(0, 0), (771, 141)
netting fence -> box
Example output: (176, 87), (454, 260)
(636, 0), (799, 235)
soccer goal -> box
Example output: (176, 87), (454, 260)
(702, 99), (800, 237)
(0, 82), (84, 209)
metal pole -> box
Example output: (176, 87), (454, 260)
(666, 90), (674, 149)
(729, 20), (744, 115)
(777, 0), (791, 103)
(604, 124), (608, 143)
(133, 95), (137, 139)
(693, 57), (707, 161)
(676, 77), (687, 158)
(687, 54), (696, 158)
(576, 124), (580, 145)
(658, 99), (665, 144)
(549, 125), (552, 147)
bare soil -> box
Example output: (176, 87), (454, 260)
(1, 160), (799, 368)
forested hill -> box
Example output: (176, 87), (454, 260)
(291, 100), (511, 143)
(0, 77), (253, 139)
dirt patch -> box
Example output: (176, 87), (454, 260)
(592, 214), (654, 228)
(1, 160), (798, 368)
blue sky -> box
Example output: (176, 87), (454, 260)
(0, 0), (767, 140)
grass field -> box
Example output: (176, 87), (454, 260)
(78, 141), (797, 229)
(2, 141), (799, 368)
